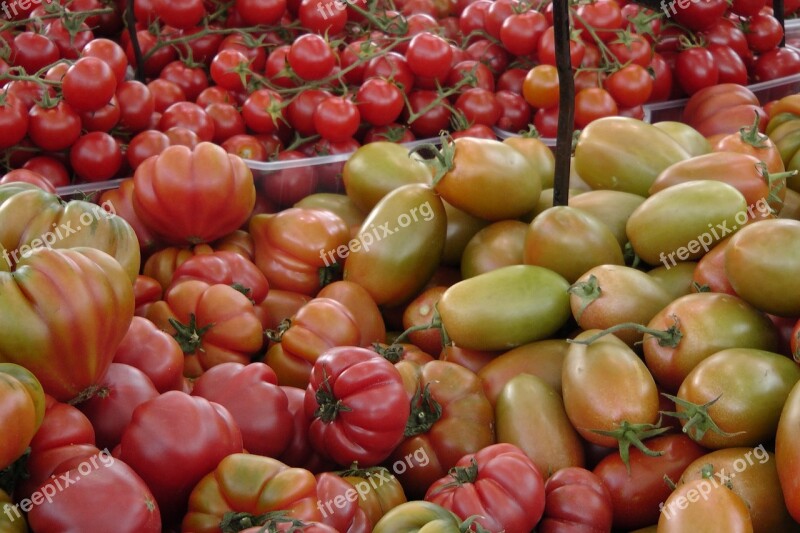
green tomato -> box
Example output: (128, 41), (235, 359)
(437, 265), (571, 351)
(460, 220), (528, 279)
(372, 501), (462, 533)
(574, 116), (691, 196)
(343, 184), (446, 307)
(569, 190), (646, 248)
(626, 180), (747, 267)
(652, 121), (712, 157)
(440, 200), (489, 267)
(342, 142), (432, 213)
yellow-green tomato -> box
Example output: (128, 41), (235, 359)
(526, 188), (583, 221)
(460, 220), (528, 279)
(0, 488), (26, 533)
(652, 121), (712, 157)
(294, 192), (365, 239)
(437, 265), (571, 351)
(674, 348), (800, 449)
(342, 141), (432, 213)
(372, 501), (462, 533)
(440, 200), (489, 267)
(647, 262), (697, 301)
(569, 265), (673, 346)
(562, 331), (660, 448)
(574, 116), (691, 196)
(343, 184), (446, 307)
(496, 373), (585, 477)
(524, 206), (624, 283)
(725, 218), (800, 317)
(569, 190), (646, 248)
(626, 180), (748, 267)
(503, 136), (555, 189)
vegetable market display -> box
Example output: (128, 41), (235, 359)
(3, 0), (800, 530)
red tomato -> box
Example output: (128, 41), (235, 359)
(69, 131), (123, 182)
(539, 467), (613, 533)
(605, 64), (653, 108)
(113, 316), (185, 393)
(425, 443), (545, 533)
(154, 0), (205, 29)
(675, 47), (719, 95)
(314, 96), (360, 142)
(406, 31), (453, 80)
(305, 346), (409, 466)
(118, 391), (243, 526)
(288, 33), (336, 81)
(27, 100), (81, 152)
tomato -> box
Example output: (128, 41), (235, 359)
(405, 89), (451, 137)
(27, 100), (81, 152)
(337, 464), (407, 527)
(725, 219), (800, 317)
(671, 0), (727, 31)
(592, 434), (706, 530)
(0, 363), (45, 470)
(79, 95), (122, 132)
(0, 93), (27, 150)
(316, 281), (386, 348)
(627, 180), (749, 267)
(675, 47), (719, 96)
(692, 237), (736, 295)
(113, 316), (184, 393)
(605, 64), (653, 108)
(389, 360), (494, 499)
(680, 447), (797, 532)
(343, 184), (446, 307)
(373, 501), (462, 532)
(709, 44), (748, 86)
(574, 117), (690, 196)
(0, 487), (26, 533)
(146, 280), (263, 377)
(171, 250), (268, 305)
(62, 56), (117, 114)
(642, 292), (779, 393)
(118, 391), (243, 526)
(0, 248), (133, 402)
(26, 453), (161, 533)
(573, 87), (618, 129)
(312, 95), (360, 143)
(746, 13), (783, 53)
(148, 79), (186, 113)
(133, 142), (256, 245)
(70, 131), (123, 182)
(657, 478), (753, 531)
(11, 32), (59, 74)
(405, 31), (453, 80)
(436, 265), (570, 351)
(539, 467), (613, 533)
(777, 379), (800, 522)
(500, 11), (547, 56)
(155, 0), (205, 28)
(304, 347), (408, 467)
(190, 362), (292, 458)
(538, 26), (585, 68)
(265, 298), (361, 388)
(496, 374), (584, 477)
(20, 156), (68, 189)
(0, 169), (55, 193)
(670, 348), (800, 448)
(288, 33), (336, 81)
(425, 443), (544, 533)
(524, 206), (624, 284)
(250, 208), (349, 296)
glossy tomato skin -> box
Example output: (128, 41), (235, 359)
(192, 362), (293, 458)
(437, 265), (571, 351)
(680, 447), (797, 533)
(0, 363), (45, 470)
(183, 453), (322, 532)
(674, 348), (800, 449)
(425, 443), (545, 533)
(316, 280), (386, 347)
(389, 360), (495, 499)
(305, 347), (409, 466)
(373, 501), (462, 532)
(0, 248), (133, 402)
(113, 316), (184, 393)
(776, 380), (800, 522)
(118, 391), (243, 527)
(170, 250), (269, 304)
(593, 434), (706, 530)
(337, 465), (408, 527)
(250, 207), (350, 296)
(643, 292), (779, 392)
(496, 373), (584, 477)
(539, 467), (613, 533)
(133, 142), (256, 245)
(27, 453), (161, 533)
(343, 184), (447, 307)
(657, 478), (753, 532)
(146, 280), (264, 378)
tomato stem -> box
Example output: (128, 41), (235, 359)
(567, 274), (602, 321)
(404, 383), (442, 437)
(66, 384), (103, 405)
(169, 313), (214, 354)
(738, 111), (770, 149)
(372, 342), (404, 364)
(757, 161), (795, 214)
(660, 393), (745, 443)
(592, 420), (670, 474)
(568, 315), (683, 347)
(265, 318), (291, 343)
(313, 368), (352, 423)
(219, 510), (305, 533)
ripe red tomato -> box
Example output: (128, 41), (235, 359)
(0, 93), (27, 149)
(81, 38), (128, 84)
(313, 95), (360, 142)
(356, 77), (404, 127)
(745, 13), (783, 53)
(500, 11), (547, 56)
(158, 101), (215, 142)
(675, 47), (719, 95)
(69, 131), (123, 182)
(605, 64), (653, 108)
(539, 467), (613, 533)
(672, 0), (727, 31)
(235, 0), (286, 24)
(454, 87), (501, 127)
(406, 31), (453, 80)
(574, 87), (618, 129)
(27, 100), (82, 151)
(288, 33), (336, 81)
(154, 0), (205, 28)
